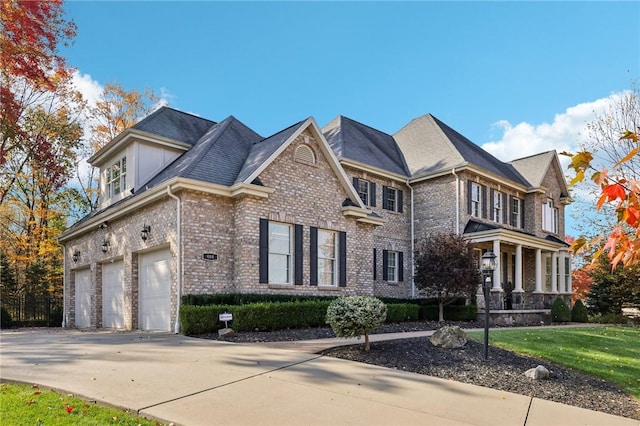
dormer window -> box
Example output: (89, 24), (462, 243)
(106, 157), (127, 198)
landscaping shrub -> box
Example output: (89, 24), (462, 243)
(326, 296), (386, 351)
(182, 293), (335, 306)
(385, 303), (419, 323)
(551, 297), (571, 323)
(589, 313), (629, 324)
(419, 304), (476, 321)
(571, 299), (589, 323)
(1, 306), (13, 329)
(180, 304), (233, 335)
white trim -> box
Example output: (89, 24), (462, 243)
(465, 227), (567, 251)
(340, 159), (409, 182)
(89, 129), (191, 166)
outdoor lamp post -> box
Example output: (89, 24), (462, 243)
(481, 250), (497, 360)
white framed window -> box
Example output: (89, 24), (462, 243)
(543, 198), (559, 233)
(545, 254), (552, 292)
(106, 157), (127, 198)
(317, 229), (338, 286)
(357, 179), (369, 206)
(268, 222), (292, 284)
(383, 186), (403, 212)
(511, 198), (522, 228)
(471, 183), (482, 217)
(493, 191), (503, 223)
(386, 251), (399, 283)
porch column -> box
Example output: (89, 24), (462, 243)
(558, 251), (566, 293)
(551, 252), (558, 293)
(514, 244), (523, 292)
(567, 253), (573, 295)
(534, 248), (543, 293)
(492, 239), (502, 290)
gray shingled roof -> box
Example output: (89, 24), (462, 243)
(235, 120), (306, 184)
(394, 114), (530, 186)
(132, 106), (216, 146)
(509, 151), (556, 188)
(142, 115), (263, 189)
(323, 116), (410, 176)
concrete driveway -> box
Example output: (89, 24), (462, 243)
(1, 329), (637, 426)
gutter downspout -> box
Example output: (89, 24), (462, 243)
(57, 241), (67, 328)
(406, 179), (415, 298)
(167, 186), (182, 334)
(452, 168), (460, 235)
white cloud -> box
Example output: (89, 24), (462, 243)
(71, 70), (103, 108)
(480, 94), (623, 167)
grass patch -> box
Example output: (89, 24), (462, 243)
(468, 326), (640, 400)
(0, 382), (163, 425)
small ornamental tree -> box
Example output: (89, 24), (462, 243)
(414, 233), (481, 322)
(571, 299), (589, 323)
(326, 296), (386, 351)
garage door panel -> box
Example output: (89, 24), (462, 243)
(75, 269), (91, 328)
(139, 249), (171, 331)
(102, 260), (125, 329)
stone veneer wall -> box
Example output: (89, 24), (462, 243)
(64, 197), (177, 329)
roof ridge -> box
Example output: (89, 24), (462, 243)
(258, 118), (308, 143)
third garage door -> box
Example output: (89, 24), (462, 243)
(139, 249), (171, 331)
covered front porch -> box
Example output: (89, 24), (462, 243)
(465, 224), (572, 322)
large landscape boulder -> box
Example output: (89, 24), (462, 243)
(429, 325), (468, 348)
(524, 365), (550, 380)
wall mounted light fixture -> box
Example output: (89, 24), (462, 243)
(140, 224), (151, 241)
(72, 250), (81, 262)
(99, 221), (109, 230)
(101, 239), (110, 253)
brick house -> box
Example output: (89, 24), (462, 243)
(59, 107), (572, 331)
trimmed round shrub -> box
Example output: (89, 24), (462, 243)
(551, 297), (571, 323)
(571, 299), (589, 323)
(326, 296), (387, 351)
(1, 306), (13, 329)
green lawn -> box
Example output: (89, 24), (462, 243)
(468, 326), (640, 400)
(0, 382), (163, 425)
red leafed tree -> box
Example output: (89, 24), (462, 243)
(571, 264), (594, 303)
(564, 86), (640, 269)
(1, 0), (77, 194)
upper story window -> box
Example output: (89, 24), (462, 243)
(542, 198), (559, 233)
(511, 197), (523, 228)
(106, 157), (126, 199)
(382, 186), (403, 213)
(352, 177), (376, 207)
(470, 183), (482, 217)
(493, 191), (503, 223)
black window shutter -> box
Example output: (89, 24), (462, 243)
(521, 199), (526, 229)
(373, 248), (377, 280)
(508, 195), (514, 226)
(352, 177), (359, 189)
(382, 249), (389, 281)
(310, 227), (318, 286)
(481, 185), (487, 218)
(339, 231), (347, 287)
(398, 251), (404, 282)
(502, 193), (508, 224)
(467, 180), (472, 214)
(489, 189), (494, 219)
(259, 218), (269, 284)
(370, 182), (377, 207)
(397, 189), (403, 213)
(294, 224), (303, 285)
(382, 186), (389, 210)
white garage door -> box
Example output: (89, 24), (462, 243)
(75, 269), (91, 328)
(102, 260), (125, 329)
(139, 249), (172, 331)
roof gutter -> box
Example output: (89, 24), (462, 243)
(452, 168), (460, 235)
(167, 185), (182, 334)
(406, 178), (415, 298)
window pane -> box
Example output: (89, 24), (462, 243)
(358, 180), (369, 205)
(318, 258), (335, 286)
(269, 253), (290, 283)
(269, 223), (291, 254)
(318, 230), (336, 259)
(387, 188), (396, 211)
(387, 251), (397, 282)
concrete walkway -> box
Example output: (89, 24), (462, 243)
(1, 328), (637, 426)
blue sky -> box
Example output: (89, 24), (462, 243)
(62, 1), (640, 235)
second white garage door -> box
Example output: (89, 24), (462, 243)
(102, 260), (125, 329)
(139, 249), (172, 331)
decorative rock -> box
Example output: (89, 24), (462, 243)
(525, 365), (550, 380)
(429, 326), (468, 348)
(218, 328), (236, 337)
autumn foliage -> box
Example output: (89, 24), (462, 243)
(565, 128), (640, 268)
